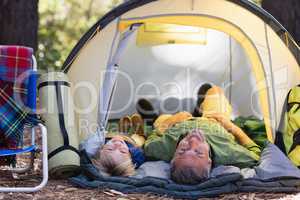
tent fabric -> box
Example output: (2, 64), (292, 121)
(69, 144), (300, 199)
(107, 30), (261, 121)
(98, 25), (141, 128)
(64, 0), (300, 144)
(62, 0), (299, 72)
(118, 15), (273, 141)
(136, 23), (208, 46)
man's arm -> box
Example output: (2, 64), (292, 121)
(156, 112), (192, 134)
(144, 128), (187, 162)
(207, 114), (261, 156)
(144, 131), (175, 162)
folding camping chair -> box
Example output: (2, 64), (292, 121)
(0, 45), (48, 192)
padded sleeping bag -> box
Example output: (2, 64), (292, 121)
(38, 72), (81, 178)
(70, 143), (300, 199)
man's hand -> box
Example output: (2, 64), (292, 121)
(205, 113), (255, 146)
(205, 113), (235, 133)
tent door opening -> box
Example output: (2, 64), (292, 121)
(100, 16), (273, 142)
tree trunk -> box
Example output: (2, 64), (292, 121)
(262, 0), (300, 45)
(0, 0), (38, 51)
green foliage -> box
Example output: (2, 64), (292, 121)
(38, 0), (123, 70)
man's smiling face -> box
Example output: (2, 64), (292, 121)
(171, 129), (212, 184)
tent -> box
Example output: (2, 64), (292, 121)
(62, 0), (300, 144)
(60, 0), (300, 198)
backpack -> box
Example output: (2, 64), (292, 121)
(276, 85), (300, 167)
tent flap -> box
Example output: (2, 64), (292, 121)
(137, 23), (207, 46)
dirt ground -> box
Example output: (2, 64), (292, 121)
(0, 177), (299, 200)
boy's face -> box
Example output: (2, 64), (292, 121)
(100, 136), (131, 163)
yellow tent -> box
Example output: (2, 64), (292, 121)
(62, 0), (300, 143)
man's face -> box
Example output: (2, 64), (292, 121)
(172, 130), (211, 171)
(100, 136), (131, 162)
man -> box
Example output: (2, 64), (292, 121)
(143, 85), (262, 185)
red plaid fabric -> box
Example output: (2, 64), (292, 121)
(0, 45), (33, 82)
(0, 46), (33, 151)
(0, 45), (33, 104)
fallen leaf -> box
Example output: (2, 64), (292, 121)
(56, 185), (66, 190)
(103, 191), (115, 196)
(64, 187), (78, 192)
(249, 193), (255, 200)
(109, 189), (127, 196)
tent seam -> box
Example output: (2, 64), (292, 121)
(264, 23), (278, 131)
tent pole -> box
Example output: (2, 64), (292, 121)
(98, 25), (142, 132)
(229, 36), (233, 104)
(264, 23), (277, 131)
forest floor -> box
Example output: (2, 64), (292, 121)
(0, 176), (299, 200)
(0, 129), (299, 200)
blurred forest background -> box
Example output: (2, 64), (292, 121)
(0, 0), (299, 70)
(37, 0), (123, 70)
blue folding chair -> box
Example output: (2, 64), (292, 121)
(0, 45), (48, 192)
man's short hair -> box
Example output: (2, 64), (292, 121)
(170, 162), (211, 185)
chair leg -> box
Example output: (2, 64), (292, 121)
(0, 123), (48, 192)
(10, 151), (35, 174)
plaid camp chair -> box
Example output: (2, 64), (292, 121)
(0, 45), (48, 192)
